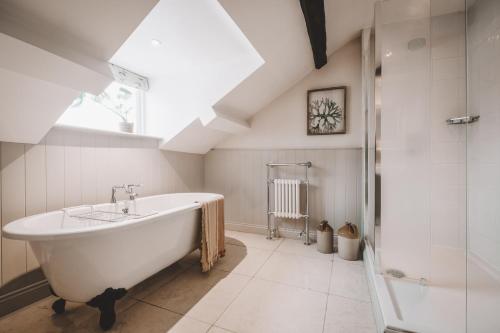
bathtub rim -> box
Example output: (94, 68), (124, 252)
(2, 192), (222, 242)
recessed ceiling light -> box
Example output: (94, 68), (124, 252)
(385, 50), (393, 58)
(151, 39), (162, 47)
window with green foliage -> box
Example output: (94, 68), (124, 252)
(57, 82), (144, 133)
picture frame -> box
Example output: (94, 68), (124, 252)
(307, 86), (347, 135)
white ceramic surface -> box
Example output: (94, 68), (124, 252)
(2, 192), (222, 303)
(338, 236), (360, 261)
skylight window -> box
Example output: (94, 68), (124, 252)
(57, 81), (144, 134)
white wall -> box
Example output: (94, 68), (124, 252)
(204, 39), (363, 237)
(216, 38), (362, 149)
(0, 127), (204, 286)
(204, 148), (362, 237)
(429, 10), (467, 287)
(466, 0), (500, 331)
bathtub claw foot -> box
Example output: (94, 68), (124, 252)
(86, 288), (127, 331)
(52, 298), (66, 314)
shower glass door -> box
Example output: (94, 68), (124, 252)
(370, 0), (500, 331)
(372, 0), (468, 331)
(466, 0), (500, 331)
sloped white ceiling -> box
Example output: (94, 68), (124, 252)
(0, 0), (160, 144)
(110, 0), (264, 143)
(160, 118), (231, 155)
(0, 68), (79, 144)
(0, 0), (159, 63)
(0, 0), (377, 152)
(214, 0), (376, 120)
(0, 33), (112, 143)
(0, 33), (110, 96)
(110, 0), (376, 153)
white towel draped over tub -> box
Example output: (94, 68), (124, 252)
(274, 179), (301, 219)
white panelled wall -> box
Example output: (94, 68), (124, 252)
(0, 127), (204, 286)
(204, 148), (362, 236)
(206, 39), (364, 238)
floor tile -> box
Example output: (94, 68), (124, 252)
(333, 253), (364, 266)
(0, 296), (86, 333)
(330, 261), (371, 302)
(129, 262), (190, 300)
(185, 273), (251, 324)
(167, 316), (211, 333)
(0, 233), (375, 333)
(225, 231), (282, 251)
(207, 326), (233, 333)
(143, 267), (229, 314)
(216, 278), (327, 333)
(256, 252), (332, 293)
(78, 301), (181, 333)
(216, 244), (272, 276)
(276, 238), (334, 261)
(179, 249), (202, 267)
(323, 295), (376, 333)
(0, 293), (137, 333)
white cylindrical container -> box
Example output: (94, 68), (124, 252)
(338, 222), (360, 261)
(316, 220), (333, 254)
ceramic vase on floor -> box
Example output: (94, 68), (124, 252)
(338, 222), (359, 260)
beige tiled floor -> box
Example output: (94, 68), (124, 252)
(0, 231), (376, 333)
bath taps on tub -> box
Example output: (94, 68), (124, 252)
(111, 184), (142, 213)
(111, 184), (142, 203)
(125, 184), (142, 201)
(111, 185), (127, 203)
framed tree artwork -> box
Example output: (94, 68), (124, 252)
(307, 86), (347, 135)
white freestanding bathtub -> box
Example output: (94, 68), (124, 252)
(2, 193), (223, 304)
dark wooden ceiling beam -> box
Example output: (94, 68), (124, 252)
(299, 0), (327, 69)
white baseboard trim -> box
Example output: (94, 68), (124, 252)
(224, 220), (338, 249)
(225, 221), (315, 240)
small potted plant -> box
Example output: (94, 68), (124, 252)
(94, 87), (134, 133)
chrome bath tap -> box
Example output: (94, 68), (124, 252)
(111, 185), (126, 203)
(111, 184), (142, 203)
(125, 184), (142, 201)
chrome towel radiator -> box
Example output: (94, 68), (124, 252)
(266, 162), (312, 245)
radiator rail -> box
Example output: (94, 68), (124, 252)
(265, 162), (312, 245)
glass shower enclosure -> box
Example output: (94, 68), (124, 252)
(364, 0), (500, 332)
